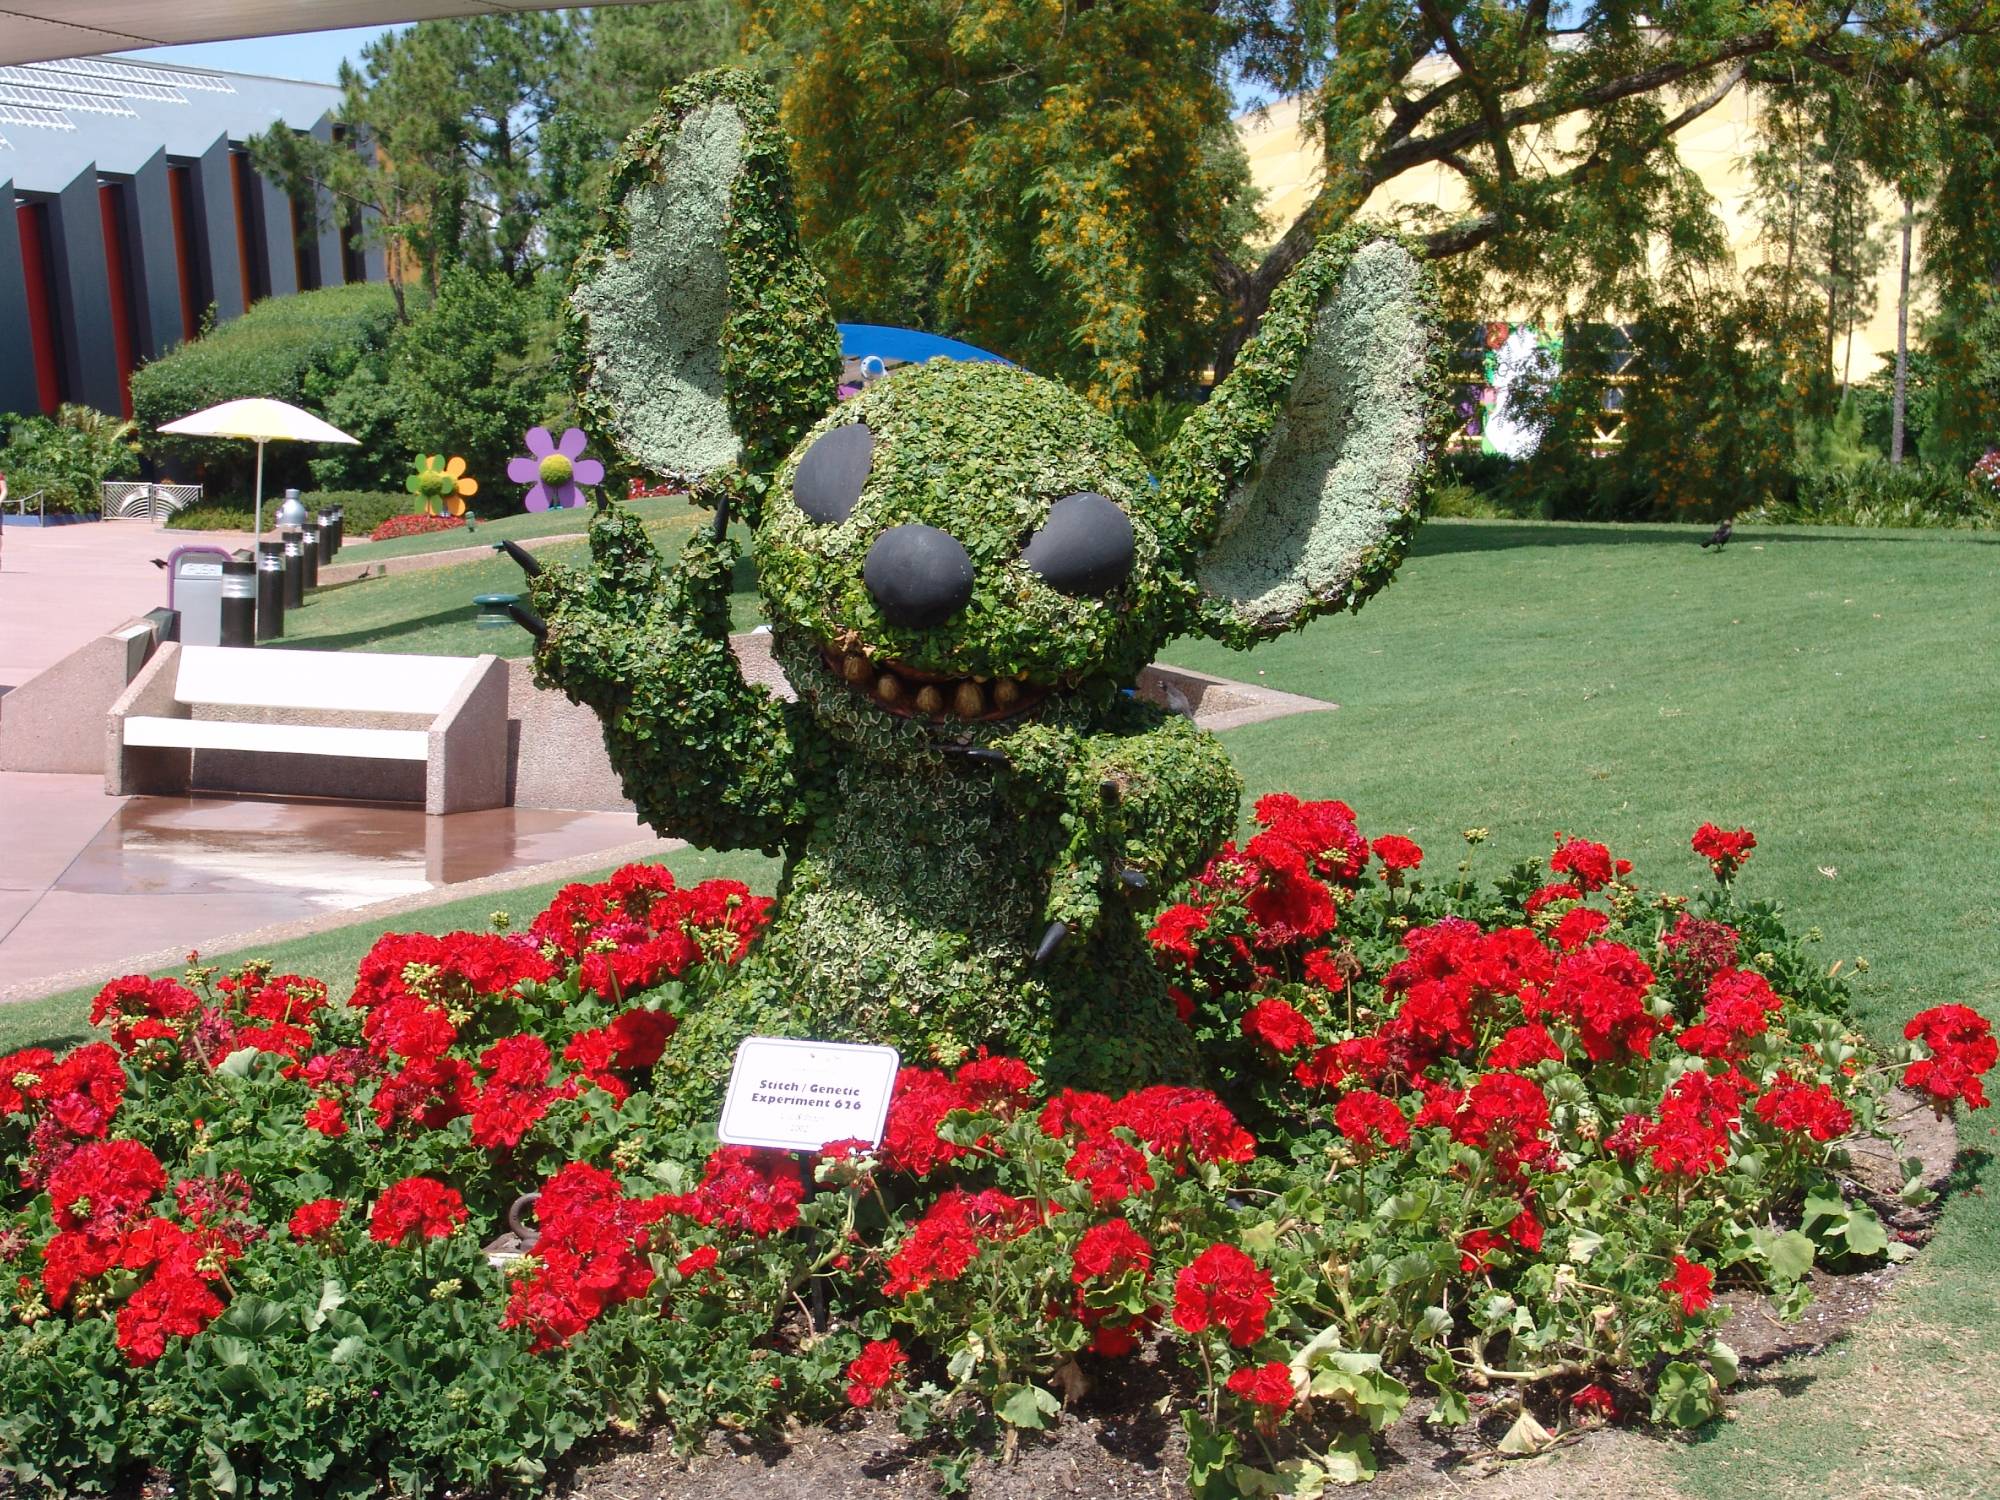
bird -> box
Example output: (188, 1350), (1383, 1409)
(149, 558), (168, 570)
(1700, 518), (1733, 550)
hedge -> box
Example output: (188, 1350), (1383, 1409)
(131, 285), (403, 499)
(165, 489), (410, 536)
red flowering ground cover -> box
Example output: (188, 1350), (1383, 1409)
(367, 512), (466, 542)
(0, 808), (1992, 1499)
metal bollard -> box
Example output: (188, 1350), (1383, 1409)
(220, 556), (256, 646)
(281, 530), (305, 609)
(331, 506), (344, 551)
(300, 524), (321, 589)
(256, 540), (286, 639)
(314, 512), (335, 566)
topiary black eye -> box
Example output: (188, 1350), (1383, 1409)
(793, 423), (873, 524)
(1021, 492), (1133, 596)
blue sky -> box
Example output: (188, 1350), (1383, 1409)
(114, 26), (402, 85)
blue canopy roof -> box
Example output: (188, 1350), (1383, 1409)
(837, 323), (1012, 368)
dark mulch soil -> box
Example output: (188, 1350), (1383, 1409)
(554, 1089), (1960, 1500)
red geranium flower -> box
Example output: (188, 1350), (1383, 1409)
(369, 1176), (466, 1247)
(1371, 834), (1423, 873)
(1660, 1254), (1714, 1315)
(845, 1337), (908, 1407)
(1172, 1243), (1274, 1347)
(1241, 999), (1316, 1055)
(1691, 823), (1756, 881)
(1333, 1089), (1411, 1152)
(1752, 1072), (1854, 1141)
(303, 1097), (347, 1137)
(1549, 834), (1629, 891)
(1072, 1219), (1153, 1286)
(1571, 1383), (1618, 1418)
(1903, 1004), (1997, 1112)
(1226, 1360), (1296, 1413)
(289, 1198), (346, 1244)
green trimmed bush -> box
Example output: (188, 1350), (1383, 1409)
(165, 490), (409, 535)
(131, 285), (402, 499)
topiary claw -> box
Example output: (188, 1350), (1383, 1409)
(1033, 921), (1071, 966)
(506, 602), (548, 641)
(495, 539), (543, 577)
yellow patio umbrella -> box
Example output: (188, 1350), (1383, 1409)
(156, 398), (360, 539)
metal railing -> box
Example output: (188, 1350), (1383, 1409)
(101, 481), (202, 520)
(0, 488), (47, 521)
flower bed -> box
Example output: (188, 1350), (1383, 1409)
(0, 805), (1990, 1498)
(368, 511), (467, 543)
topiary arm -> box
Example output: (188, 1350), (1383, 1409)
(526, 505), (830, 856)
(999, 702), (1241, 955)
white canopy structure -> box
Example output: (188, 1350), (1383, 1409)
(0, 3), (662, 68)
(157, 398), (359, 539)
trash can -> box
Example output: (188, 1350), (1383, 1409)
(164, 546), (232, 648)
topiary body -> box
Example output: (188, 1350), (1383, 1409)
(529, 70), (1447, 1107)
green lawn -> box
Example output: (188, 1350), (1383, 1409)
(279, 514), (765, 657)
(6, 516), (1995, 1494)
(340, 495), (689, 562)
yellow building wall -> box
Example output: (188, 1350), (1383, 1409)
(1237, 86), (1920, 378)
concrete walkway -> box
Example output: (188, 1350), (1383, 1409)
(0, 772), (675, 1002)
(0, 517), (243, 693)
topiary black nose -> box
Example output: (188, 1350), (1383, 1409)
(863, 524), (975, 628)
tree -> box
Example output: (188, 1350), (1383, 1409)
(538, 0), (740, 268)
(385, 267), (570, 501)
(741, 0), (1264, 408)
(253, 15), (580, 305)
(751, 0), (1991, 401)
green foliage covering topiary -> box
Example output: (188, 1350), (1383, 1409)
(530, 71), (1446, 1099)
(566, 70), (841, 502)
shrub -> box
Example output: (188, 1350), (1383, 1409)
(131, 285), (402, 498)
(0, 805), (1989, 1496)
(385, 268), (572, 507)
(0, 406), (140, 514)
(1751, 457), (2000, 529)
(165, 490), (411, 535)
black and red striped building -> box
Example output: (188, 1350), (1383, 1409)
(0, 56), (386, 420)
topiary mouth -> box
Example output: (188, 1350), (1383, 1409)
(817, 641), (1046, 723)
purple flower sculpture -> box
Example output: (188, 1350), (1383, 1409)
(507, 426), (605, 512)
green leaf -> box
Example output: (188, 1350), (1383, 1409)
(1566, 1227), (1603, 1263)
(995, 1383), (1058, 1430)
(1709, 1339), (1741, 1388)
(1755, 1227), (1816, 1285)
(1233, 1459), (1330, 1497)
(204, 1440), (238, 1496)
(1651, 1361), (1722, 1428)
(1183, 1411), (1241, 1497)
(215, 1047), (262, 1078)
(1841, 1202), (1890, 1259)
(1239, 1219), (1282, 1256)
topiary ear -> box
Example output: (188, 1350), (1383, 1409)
(567, 69), (841, 505)
(1158, 231), (1444, 645)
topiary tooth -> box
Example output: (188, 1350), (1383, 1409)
(992, 679), (1020, 709)
(914, 684), (946, 716)
(876, 674), (903, 704)
(953, 682), (986, 718)
(841, 653), (872, 684)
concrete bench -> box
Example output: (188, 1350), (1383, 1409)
(108, 645), (509, 814)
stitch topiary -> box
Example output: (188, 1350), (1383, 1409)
(531, 69), (1448, 1107)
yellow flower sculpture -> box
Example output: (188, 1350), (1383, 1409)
(406, 454), (479, 517)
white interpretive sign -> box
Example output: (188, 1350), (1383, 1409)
(717, 1036), (902, 1153)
